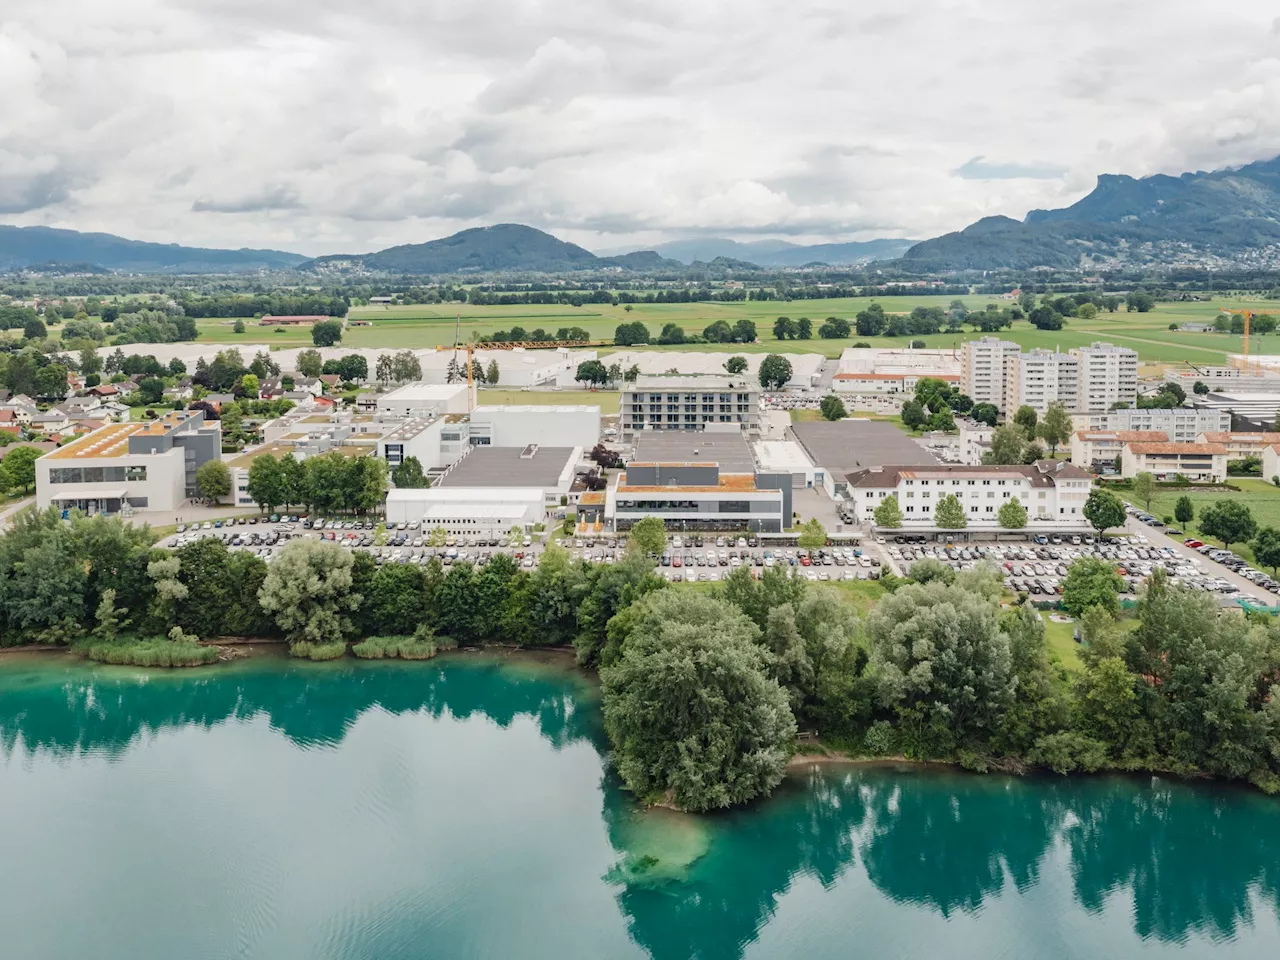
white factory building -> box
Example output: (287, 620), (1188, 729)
(468, 404), (601, 448)
(385, 487), (548, 537)
(602, 350), (824, 389)
(371, 383), (474, 417)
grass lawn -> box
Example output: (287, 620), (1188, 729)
(1123, 478), (1280, 565)
(475, 388), (620, 413)
(191, 294), (1280, 366)
(1042, 616), (1084, 672)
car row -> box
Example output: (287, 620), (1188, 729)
(1186, 539), (1280, 596)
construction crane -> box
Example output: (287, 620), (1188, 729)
(1242, 310), (1255, 372)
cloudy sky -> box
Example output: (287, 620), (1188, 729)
(3, 0), (1280, 256)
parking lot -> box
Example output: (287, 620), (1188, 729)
(887, 533), (1271, 606)
(160, 519), (882, 582)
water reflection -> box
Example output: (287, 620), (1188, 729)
(2, 656), (1277, 958)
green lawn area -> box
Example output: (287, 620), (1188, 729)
(1122, 478), (1280, 566)
(186, 294), (1280, 366)
(476, 388), (620, 413)
(1042, 616), (1084, 672)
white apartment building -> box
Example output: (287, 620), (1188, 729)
(1072, 342), (1138, 412)
(1194, 431), (1280, 459)
(1121, 442), (1227, 483)
(845, 460), (1094, 529)
(1070, 430), (1168, 472)
(1071, 407), (1231, 443)
(1006, 349), (1078, 415)
(620, 376), (761, 437)
(961, 337), (1021, 410)
(957, 418), (996, 465)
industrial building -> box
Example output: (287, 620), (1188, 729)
(469, 404), (601, 448)
(36, 410), (221, 514)
(844, 460), (1094, 530)
(620, 375), (761, 437)
(373, 383), (474, 417)
(604, 350), (823, 389)
(435, 444), (581, 505)
(791, 419), (937, 498)
(385, 487), (548, 537)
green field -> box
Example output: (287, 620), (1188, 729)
(476, 388), (620, 413)
(186, 295), (1280, 365)
(1042, 617), (1084, 671)
(1125, 478), (1280, 567)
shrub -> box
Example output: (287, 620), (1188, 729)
(1029, 732), (1109, 774)
(352, 628), (438, 660)
(863, 720), (899, 756)
(77, 637), (218, 667)
(289, 640), (348, 661)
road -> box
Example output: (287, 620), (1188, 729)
(1124, 516), (1269, 602)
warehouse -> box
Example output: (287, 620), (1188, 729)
(792, 419), (937, 498)
(375, 383), (474, 417)
(603, 350), (823, 389)
(469, 404), (600, 448)
(435, 444), (581, 505)
(385, 487), (547, 537)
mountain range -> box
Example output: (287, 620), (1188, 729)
(612, 236), (918, 266)
(0, 225), (307, 273)
(903, 155), (1280, 270)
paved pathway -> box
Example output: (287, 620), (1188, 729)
(1124, 516), (1266, 601)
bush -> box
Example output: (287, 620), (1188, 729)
(1029, 732), (1109, 774)
(77, 637), (218, 667)
(352, 628), (438, 660)
(289, 640), (348, 661)
(863, 720), (899, 756)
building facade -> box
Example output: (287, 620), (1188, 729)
(1072, 342), (1138, 412)
(1070, 407), (1231, 443)
(845, 460), (1094, 529)
(36, 411), (221, 514)
(961, 337), (1021, 410)
(1005, 349), (1078, 415)
(1069, 430), (1168, 472)
(469, 404), (601, 448)
(620, 376), (761, 437)
(605, 461), (789, 533)
(1121, 442), (1227, 482)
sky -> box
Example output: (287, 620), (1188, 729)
(3, 0), (1280, 257)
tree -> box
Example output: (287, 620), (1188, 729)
(391, 350), (421, 382)
(391, 456), (429, 489)
(138, 377), (166, 405)
(257, 539), (359, 646)
(233, 319), (246, 334)
(773, 317), (797, 340)
(998, 498), (1028, 529)
(1028, 306), (1064, 330)
(702, 320), (733, 343)
(1083, 489), (1127, 535)
(855, 304), (887, 337)
(796, 317), (812, 339)
(600, 591), (796, 812)
(93, 587), (126, 642)
(731, 319), (757, 342)
(1174, 495), (1195, 526)
(1035, 402), (1072, 455)
(1193, 381), (1209, 396)
(196, 459), (231, 504)
(900, 399), (926, 431)
(1251, 527), (1280, 576)
(485, 360), (500, 385)
(1062, 557), (1124, 616)
(627, 516), (666, 557)
(375, 353), (393, 383)
(337, 354), (368, 382)
(873, 495), (902, 528)
(575, 359), (609, 385)
(797, 518), (826, 548)
(614, 321), (650, 346)
(623, 364), (640, 382)
(658, 322), (686, 344)
(970, 403), (999, 427)
(246, 454), (284, 513)
(23, 317), (47, 340)
(1013, 405), (1038, 436)
(758, 354), (793, 390)
(979, 424), (1023, 465)
(1126, 290), (1156, 312)
(865, 580), (1015, 752)
(818, 317), (851, 338)
(311, 319), (343, 347)
(1131, 472), (1156, 512)
(934, 493), (966, 528)
(1199, 500), (1256, 550)
(819, 394), (846, 421)
(79, 346), (102, 375)
(724, 356), (748, 375)
(239, 373), (260, 398)
(1, 446), (40, 493)
(296, 348), (323, 378)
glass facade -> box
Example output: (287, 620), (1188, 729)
(48, 466), (147, 484)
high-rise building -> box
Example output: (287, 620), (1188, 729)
(961, 337), (1020, 410)
(1070, 342), (1138, 412)
(1005, 349), (1078, 415)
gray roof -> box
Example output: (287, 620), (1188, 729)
(632, 432), (756, 473)
(791, 420), (937, 475)
(437, 445), (578, 488)
(846, 460), (1092, 489)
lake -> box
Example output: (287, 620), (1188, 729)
(1, 651), (1277, 960)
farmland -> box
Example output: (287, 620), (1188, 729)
(177, 294), (1280, 365)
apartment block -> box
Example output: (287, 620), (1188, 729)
(621, 376), (760, 437)
(960, 337), (1020, 410)
(1005, 349), (1078, 415)
(1121, 442), (1227, 483)
(1071, 342), (1138, 412)
(1070, 407), (1231, 443)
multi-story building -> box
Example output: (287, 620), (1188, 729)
(957, 418), (996, 464)
(605, 461), (788, 533)
(1071, 342), (1138, 412)
(620, 376), (760, 437)
(1070, 407), (1231, 443)
(1194, 431), (1280, 459)
(1005, 349), (1078, 415)
(468, 404), (600, 448)
(1121, 441), (1227, 482)
(36, 410), (221, 515)
(845, 460), (1094, 529)
(374, 383), (474, 417)
(1070, 430), (1168, 472)
(961, 337), (1020, 410)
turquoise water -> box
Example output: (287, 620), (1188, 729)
(0, 651), (1277, 959)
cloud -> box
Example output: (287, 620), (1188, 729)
(0, 0), (1278, 255)
(953, 157), (1068, 181)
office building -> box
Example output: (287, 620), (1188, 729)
(961, 337), (1020, 410)
(845, 460), (1094, 528)
(620, 376), (760, 437)
(36, 411), (221, 514)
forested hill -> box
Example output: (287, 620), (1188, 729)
(303, 223), (684, 274)
(0, 225), (308, 273)
(902, 154), (1280, 270)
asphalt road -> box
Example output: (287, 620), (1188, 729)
(1124, 516), (1269, 602)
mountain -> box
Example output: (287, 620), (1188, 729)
(0, 225), (307, 273)
(903, 155), (1280, 270)
(638, 236), (917, 266)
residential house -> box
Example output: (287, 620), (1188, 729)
(86, 383), (121, 398)
(1195, 432), (1280, 460)
(29, 408), (71, 434)
(1121, 442), (1227, 482)
(1069, 430), (1168, 472)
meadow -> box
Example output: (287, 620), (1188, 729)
(180, 294), (1280, 365)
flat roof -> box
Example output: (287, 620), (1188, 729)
(471, 404), (601, 415)
(387, 487), (545, 503)
(436, 446), (578, 489)
(753, 440), (816, 474)
(618, 473), (759, 493)
(791, 420), (937, 475)
(628, 375), (755, 390)
(633, 432), (756, 473)
(46, 423), (147, 460)
(377, 383), (471, 402)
